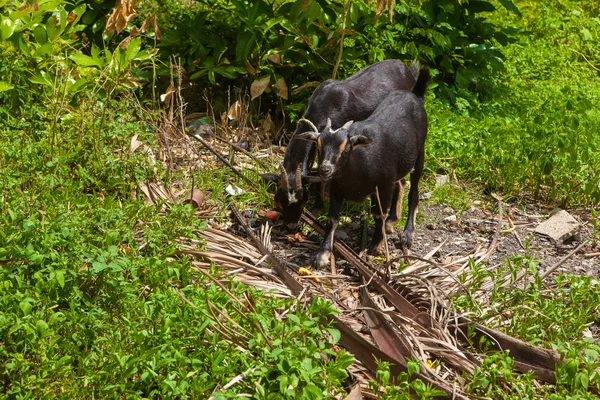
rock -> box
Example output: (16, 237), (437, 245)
(443, 206), (454, 213)
(422, 192), (432, 200)
(444, 215), (457, 222)
(346, 222), (361, 230)
(336, 230), (350, 241)
(435, 174), (450, 187)
(534, 210), (580, 243)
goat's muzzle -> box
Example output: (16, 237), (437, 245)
(318, 164), (334, 180)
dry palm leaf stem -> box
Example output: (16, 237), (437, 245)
(301, 211), (562, 384)
(230, 202), (462, 398)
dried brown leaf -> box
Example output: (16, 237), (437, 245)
(160, 84), (175, 106)
(267, 53), (281, 64)
(105, 0), (138, 34)
(244, 59), (257, 75)
(344, 384), (362, 400)
(275, 77), (288, 100)
(250, 75), (270, 99)
(227, 101), (242, 121)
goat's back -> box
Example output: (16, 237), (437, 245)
(330, 90), (427, 201)
(301, 60), (417, 131)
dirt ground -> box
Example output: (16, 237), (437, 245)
(274, 192), (599, 279)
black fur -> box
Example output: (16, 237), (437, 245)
(295, 69), (430, 268)
(261, 60), (419, 230)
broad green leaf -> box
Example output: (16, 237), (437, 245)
(59, 8), (68, 32)
(14, 33), (31, 56)
(36, 320), (49, 337)
(126, 36), (141, 62)
(30, 71), (53, 86)
(33, 25), (48, 45)
(55, 270), (65, 288)
(235, 32), (255, 61)
(34, 42), (54, 58)
(46, 16), (59, 41)
(497, 0), (521, 16)
(69, 4), (88, 28)
(92, 261), (108, 273)
(325, 328), (340, 344)
(134, 49), (154, 61)
(0, 81), (13, 92)
(581, 28), (593, 41)
(20, 301), (33, 316)
(70, 53), (103, 67)
(467, 0), (496, 13)
(0, 17), (15, 40)
(67, 77), (89, 94)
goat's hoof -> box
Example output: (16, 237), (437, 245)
(314, 250), (331, 269)
(385, 223), (395, 234)
(400, 231), (414, 250)
(368, 243), (384, 256)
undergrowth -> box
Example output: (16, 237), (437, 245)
(452, 256), (600, 398)
(426, 0), (600, 206)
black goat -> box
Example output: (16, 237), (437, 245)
(261, 60), (419, 231)
(295, 70), (429, 269)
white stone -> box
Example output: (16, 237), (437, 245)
(534, 210), (580, 243)
(435, 175), (450, 187)
(444, 215), (457, 222)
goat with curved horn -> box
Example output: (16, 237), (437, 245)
(299, 118), (319, 134)
(279, 163), (289, 190)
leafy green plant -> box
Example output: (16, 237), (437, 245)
(367, 359), (447, 399)
(466, 350), (537, 399)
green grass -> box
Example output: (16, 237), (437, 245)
(0, 95), (356, 398)
(426, 0), (600, 206)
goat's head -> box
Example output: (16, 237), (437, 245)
(294, 118), (372, 181)
(260, 163), (320, 231)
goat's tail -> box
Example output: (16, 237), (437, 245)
(412, 68), (430, 99)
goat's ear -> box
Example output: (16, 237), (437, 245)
(341, 120), (354, 130)
(260, 173), (281, 183)
(349, 135), (373, 149)
(302, 175), (322, 184)
(294, 131), (319, 142)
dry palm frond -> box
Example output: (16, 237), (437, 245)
(259, 222), (273, 252)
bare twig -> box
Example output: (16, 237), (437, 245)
(214, 135), (270, 171)
(540, 239), (589, 279)
(332, 0), (352, 79)
(375, 186), (390, 267)
(185, 131), (258, 189)
(476, 193), (503, 263)
(572, 49), (600, 72)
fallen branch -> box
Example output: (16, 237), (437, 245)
(572, 49), (600, 72)
(540, 239), (589, 279)
(185, 131), (258, 189)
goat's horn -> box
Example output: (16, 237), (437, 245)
(279, 164), (288, 190)
(299, 118), (319, 133)
(325, 118), (332, 130)
(295, 164), (302, 191)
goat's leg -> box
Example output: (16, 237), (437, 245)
(402, 149), (424, 250)
(385, 179), (405, 234)
(312, 181), (326, 211)
(314, 196), (342, 269)
(368, 186), (393, 256)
